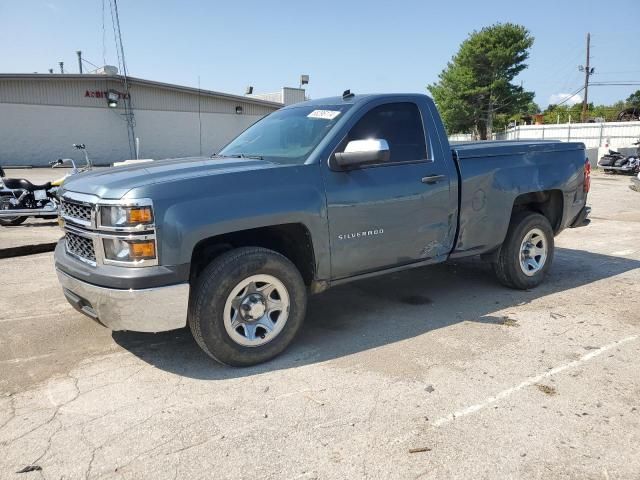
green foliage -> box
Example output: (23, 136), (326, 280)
(428, 23), (535, 139)
(542, 100), (628, 124)
(626, 90), (640, 107)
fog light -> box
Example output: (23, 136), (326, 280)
(130, 241), (155, 259)
(103, 238), (155, 262)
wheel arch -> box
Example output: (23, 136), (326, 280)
(190, 223), (317, 286)
(511, 189), (564, 234)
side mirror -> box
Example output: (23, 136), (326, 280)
(333, 139), (390, 169)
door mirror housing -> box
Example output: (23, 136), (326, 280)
(333, 139), (390, 169)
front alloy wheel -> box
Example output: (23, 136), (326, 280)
(224, 274), (290, 347)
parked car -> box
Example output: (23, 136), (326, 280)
(54, 93), (591, 366)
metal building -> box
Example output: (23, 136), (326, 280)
(247, 87), (307, 106)
(0, 73), (284, 166)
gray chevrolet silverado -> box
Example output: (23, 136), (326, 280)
(55, 93), (591, 366)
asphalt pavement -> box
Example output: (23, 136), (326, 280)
(0, 173), (638, 479)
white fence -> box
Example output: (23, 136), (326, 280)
(448, 133), (475, 143)
(448, 121), (640, 148)
(495, 121), (640, 148)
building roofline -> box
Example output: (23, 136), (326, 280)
(0, 73), (284, 108)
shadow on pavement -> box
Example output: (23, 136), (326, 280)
(112, 247), (640, 379)
(1, 220), (58, 228)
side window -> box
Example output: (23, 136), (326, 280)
(346, 102), (428, 163)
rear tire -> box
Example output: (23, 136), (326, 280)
(0, 217), (26, 226)
(0, 197), (26, 226)
(493, 211), (554, 290)
(189, 247), (307, 367)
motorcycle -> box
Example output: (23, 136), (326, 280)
(631, 171), (640, 193)
(0, 144), (93, 226)
(598, 140), (640, 175)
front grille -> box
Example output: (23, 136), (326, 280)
(65, 231), (96, 263)
(61, 200), (92, 224)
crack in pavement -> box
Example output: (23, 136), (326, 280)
(0, 394), (16, 432)
(1, 373), (80, 448)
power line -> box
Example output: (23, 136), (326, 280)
(552, 86), (585, 107)
(108, 0), (136, 159)
(593, 70), (640, 75)
(101, 0), (107, 65)
(80, 57), (101, 70)
(590, 82), (640, 86)
(549, 81), (639, 108)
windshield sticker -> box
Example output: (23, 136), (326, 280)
(307, 110), (341, 120)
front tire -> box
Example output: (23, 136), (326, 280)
(189, 247), (307, 367)
(493, 211), (554, 290)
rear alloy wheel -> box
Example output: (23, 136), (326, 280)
(493, 211), (554, 290)
(518, 228), (548, 276)
(189, 247), (306, 367)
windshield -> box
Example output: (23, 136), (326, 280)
(218, 105), (350, 165)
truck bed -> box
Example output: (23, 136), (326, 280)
(450, 140), (587, 257)
(453, 140), (585, 159)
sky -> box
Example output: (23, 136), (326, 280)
(1, 0), (639, 108)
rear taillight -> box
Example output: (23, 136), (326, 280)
(584, 159), (591, 193)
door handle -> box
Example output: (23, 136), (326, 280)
(421, 174), (445, 184)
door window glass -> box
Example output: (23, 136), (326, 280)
(345, 103), (428, 163)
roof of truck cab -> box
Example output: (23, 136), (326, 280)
(453, 140), (586, 159)
(286, 93), (430, 108)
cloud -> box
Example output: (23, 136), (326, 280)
(549, 93), (583, 106)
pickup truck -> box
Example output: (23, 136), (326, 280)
(55, 92), (591, 366)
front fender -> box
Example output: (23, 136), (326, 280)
(128, 163), (330, 279)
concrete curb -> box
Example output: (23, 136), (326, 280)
(0, 242), (57, 259)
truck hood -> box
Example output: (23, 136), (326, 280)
(61, 156), (279, 199)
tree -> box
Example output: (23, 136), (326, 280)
(542, 100), (626, 124)
(626, 90), (640, 108)
(428, 23), (535, 139)
(493, 101), (540, 131)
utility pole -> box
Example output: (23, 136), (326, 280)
(580, 33), (594, 123)
(77, 51), (83, 74)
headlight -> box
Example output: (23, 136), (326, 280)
(100, 205), (153, 228)
(103, 238), (156, 262)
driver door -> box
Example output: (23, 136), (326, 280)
(322, 101), (455, 279)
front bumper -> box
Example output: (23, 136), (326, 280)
(56, 268), (189, 332)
